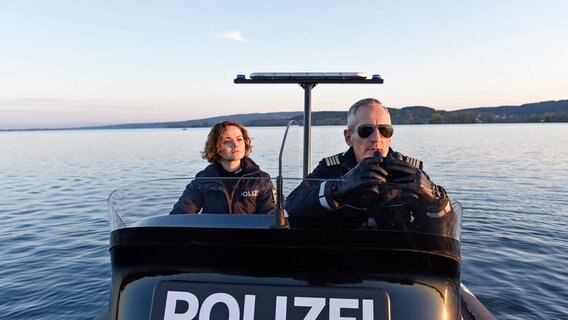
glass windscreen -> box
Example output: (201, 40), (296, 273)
(108, 122), (461, 241)
(108, 175), (461, 241)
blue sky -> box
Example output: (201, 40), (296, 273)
(1, 1), (567, 129)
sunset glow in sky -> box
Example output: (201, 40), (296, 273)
(1, 1), (567, 129)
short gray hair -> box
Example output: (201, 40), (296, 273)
(346, 98), (389, 130)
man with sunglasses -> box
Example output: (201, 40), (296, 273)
(285, 98), (451, 229)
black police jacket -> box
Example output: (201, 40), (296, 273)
(285, 148), (453, 231)
(170, 157), (275, 214)
(285, 147), (365, 228)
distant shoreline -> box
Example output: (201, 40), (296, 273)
(2, 119), (566, 133)
(3, 99), (567, 131)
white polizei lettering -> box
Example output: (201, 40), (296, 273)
(198, 293), (239, 320)
(242, 190), (259, 197)
(243, 295), (256, 320)
(163, 291), (199, 320)
(274, 296), (287, 320)
(329, 298), (358, 320)
(362, 299), (374, 320)
(162, 290), (376, 320)
(294, 297), (325, 320)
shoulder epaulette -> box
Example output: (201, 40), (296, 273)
(323, 154), (341, 167)
(402, 155), (423, 170)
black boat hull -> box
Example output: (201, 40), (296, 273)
(105, 215), (464, 319)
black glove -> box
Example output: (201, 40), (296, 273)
(385, 158), (448, 210)
(329, 156), (388, 203)
(382, 154), (418, 181)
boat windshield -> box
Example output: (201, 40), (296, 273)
(108, 175), (461, 241)
(108, 123), (461, 241)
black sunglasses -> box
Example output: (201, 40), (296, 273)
(356, 124), (394, 138)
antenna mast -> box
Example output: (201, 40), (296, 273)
(235, 72), (383, 177)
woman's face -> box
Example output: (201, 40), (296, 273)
(218, 125), (246, 162)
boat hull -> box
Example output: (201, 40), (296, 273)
(106, 215), (462, 319)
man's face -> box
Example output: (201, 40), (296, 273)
(344, 103), (392, 163)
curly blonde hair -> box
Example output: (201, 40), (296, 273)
(201, 121), (252, 163)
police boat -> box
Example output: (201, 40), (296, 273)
(95, 73), (495, 320)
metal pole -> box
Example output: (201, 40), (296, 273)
(234, 73), (383, 177)
(301, 83), (316, 177)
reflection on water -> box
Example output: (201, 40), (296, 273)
(0, 123), (567, 319)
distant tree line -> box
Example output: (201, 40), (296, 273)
(391, 108), (568, 124)
(430, 110), (568, 124)
(54, 99), (568, 131)
(244, 100), (568, 126)
(7, 100), (566, 132)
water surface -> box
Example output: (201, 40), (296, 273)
(1, 123), (567, 319)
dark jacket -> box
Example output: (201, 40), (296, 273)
(284, 148), (365, 228)
(170, 157), (275, 214)
(285, 148), (455, 232)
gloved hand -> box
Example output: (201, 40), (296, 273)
(384, 158), (448, 205)
(329, 156), (388, 203)
(382, 153), (418, 181)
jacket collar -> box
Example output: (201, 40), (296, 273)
(342, 148), (358, 171)
(202, 156), (260, 176)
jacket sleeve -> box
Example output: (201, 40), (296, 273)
(255, 174), (276, 214)
(284, 162), (338, 218)
(170, 180), (202, 214)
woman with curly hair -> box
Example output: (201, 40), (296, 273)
(171, 121), (275, 214)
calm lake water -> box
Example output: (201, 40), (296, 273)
(1, 123), (567, 319)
